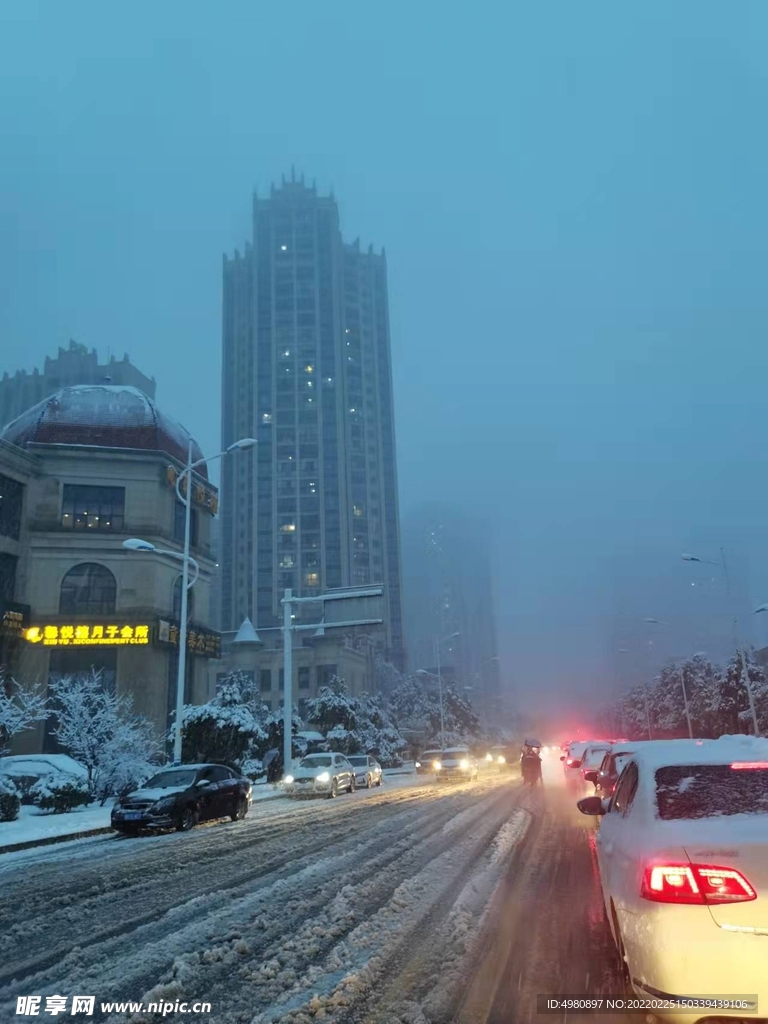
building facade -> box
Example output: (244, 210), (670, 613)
(401, 503), (502, 721)
(212, 623), (373, 720)
(221, 174), (404, 667)
(0, 385), (219, 753)
(0, 339), (156, 429)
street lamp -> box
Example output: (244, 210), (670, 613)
(682, 551), (760, 736)
(124, 435), (256, 763)
(433, 631), (460, 748)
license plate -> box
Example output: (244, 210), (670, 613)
(123, 812), (143, 821)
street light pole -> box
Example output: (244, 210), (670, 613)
(435, 637), (446, 749)
(683, 552), (760, 736)
(174, 438), (194, 765)
(128, 432), (257, 761)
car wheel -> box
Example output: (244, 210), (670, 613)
(611, 906), (634, 995)
(175, 806), (197, 832)
(376, 775), (383, 786)
(230, 795), (248, 821)
(366, 773), (373, 789)
(348, 775), (356, 793)
(328, 778), (338, 799)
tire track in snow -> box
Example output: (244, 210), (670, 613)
(0, 780), (508, 1016)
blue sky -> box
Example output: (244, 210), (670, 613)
(2, 1), (768, 715)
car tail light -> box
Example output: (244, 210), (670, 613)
(641, 864), (756, 905)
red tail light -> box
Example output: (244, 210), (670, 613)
(641, 863), (756, 905)
(731, 762), (768, 770)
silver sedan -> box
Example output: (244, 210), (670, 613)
(346, 754), (383, 789)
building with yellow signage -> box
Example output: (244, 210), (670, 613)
(0, 384), (223, 753)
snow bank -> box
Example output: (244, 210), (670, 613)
(0, 800), (113, 846)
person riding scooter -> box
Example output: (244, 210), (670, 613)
(520, 740), (543, 786)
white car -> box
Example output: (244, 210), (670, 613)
(435, 747), (479, 781)
(578, 736), (768, 1021)
(346, 754), (383, 789)
(560, 740), (591, 786)
(284, 753), (356, 799)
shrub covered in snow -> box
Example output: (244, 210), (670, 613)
(238, 757), (265, 781)
(305, 678), (407, 758)
(30, 777), (90, 814)
(182, 671), (269, 769)
(0, 774), (20, 822)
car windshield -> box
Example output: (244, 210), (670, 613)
(300, 756), (333, 768)
(655, 765), (768, 820)
(347, 756), (367, 766)
(144, 770), (197, 789)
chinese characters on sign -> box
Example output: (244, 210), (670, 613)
(164, 466), (219, 514)
(157, 619), (221, 659)
(23, 624), (150, 647)
(1, 601), (30, 636)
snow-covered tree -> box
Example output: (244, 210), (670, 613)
(49, 670), (158, 800)
(305, 677), (406, 759)
(182, 670), (269, 768)
(0, 676), (49, 756)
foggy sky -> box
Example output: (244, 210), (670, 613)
(3, 1), (768, 718)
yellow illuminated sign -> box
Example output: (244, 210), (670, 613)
(24, 624), (151, 647)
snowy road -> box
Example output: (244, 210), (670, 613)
(1, 762), (637, 1024)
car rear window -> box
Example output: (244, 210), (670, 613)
(655, 764), (768, 820)
(583, 747), (610, 768)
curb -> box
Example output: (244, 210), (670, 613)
(0, 825), (114, 857)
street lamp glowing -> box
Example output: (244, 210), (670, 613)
(123, 538), (156, 552)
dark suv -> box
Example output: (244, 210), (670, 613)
(111, 763), (252, 834)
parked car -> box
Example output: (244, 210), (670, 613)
(415, 749), (443, 775)
(587, 741), (660, 799)
(435, 747), (479, 782)
(347, 754), (383, 788)
(560, 740), (591, 786)
(284, 752), (356, 798)
(578, 736), (768, 1016)
(0, 754), (88, 804)
(111, 763), (252, 834)
(577, 743), (612, 789)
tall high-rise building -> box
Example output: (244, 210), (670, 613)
(221, 175), (404, 667)
(401, 503), (502, 719)
(0, 340), (155, 428)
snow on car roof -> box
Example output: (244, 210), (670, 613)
(630, 735), (768, 771)
(0, 754), (87, 778)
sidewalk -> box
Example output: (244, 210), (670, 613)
(0, 782), (285, 856)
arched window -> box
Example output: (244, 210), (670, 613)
(172, 575), (194, 621)
(59, 563), (117, 616)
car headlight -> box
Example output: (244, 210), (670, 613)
(415, 761), (421, 768)
(284, 775), (294, 785)
(433, 760), (442, 770)
(498, 755), (506, 764)
(485, 753), (493, 762)
(316, 772), (330, 783)
(152, 797), (176, 812)
(460, 759), (469, 769)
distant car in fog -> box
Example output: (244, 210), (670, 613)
(415, 750), (443, 775)
(435, 747), (479, 782)
(578, 737), (768, 1012)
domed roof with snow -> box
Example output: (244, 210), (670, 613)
(1, 385), (207, 478)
